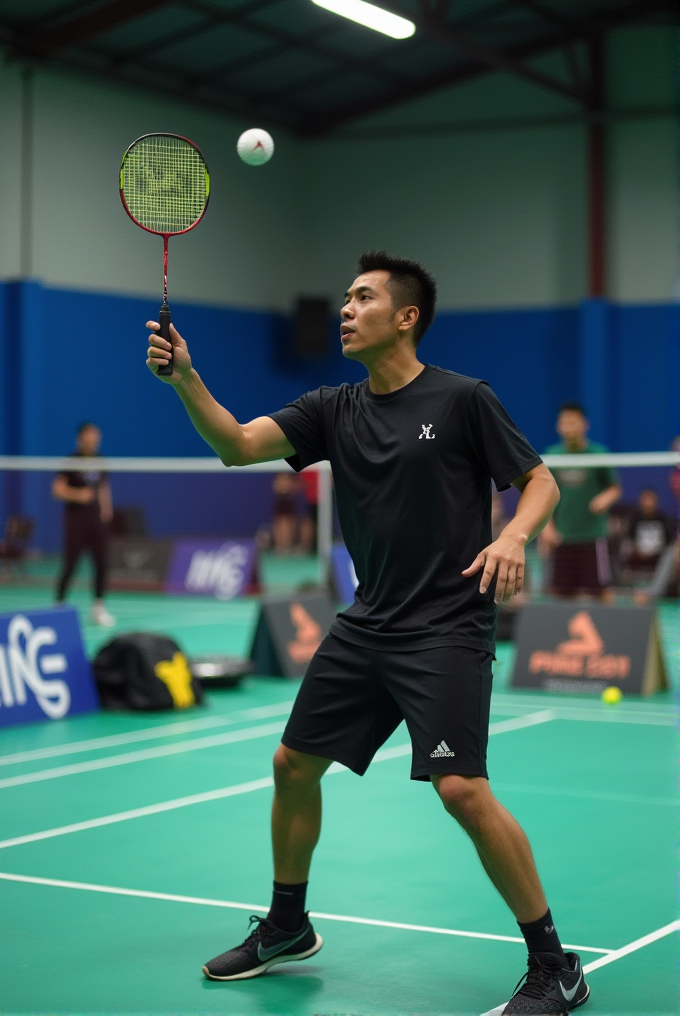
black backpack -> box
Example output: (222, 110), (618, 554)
(92, 633), (203, 711)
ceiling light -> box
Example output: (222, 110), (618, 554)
(312, 0), (415, 40)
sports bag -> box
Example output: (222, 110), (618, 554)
(92, 632), (203, 711)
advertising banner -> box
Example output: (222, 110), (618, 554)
(165, 538), (257, 600)
(331, 543), (358, 604)
(108, 537), (175, 591)
(250, 592), (338, 677)
(0, 606), (99, 728)
(511, 602), (668, 696)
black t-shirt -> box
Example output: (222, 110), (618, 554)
(58, 454), (106, 518)
(629, 511), (675, 559)
(270, 365), (541, 652)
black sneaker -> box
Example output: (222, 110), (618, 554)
(502, 952), (590, 1014)
(202, 914), (323, 981)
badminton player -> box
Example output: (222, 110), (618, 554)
(147, 251), (589, 1013)
(53, 422), (116, 626)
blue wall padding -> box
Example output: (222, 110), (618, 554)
(1, 280), (677, 549)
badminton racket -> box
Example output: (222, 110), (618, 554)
(120, 133), (210, 376)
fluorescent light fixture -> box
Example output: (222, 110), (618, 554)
(312, 0), (415, 39)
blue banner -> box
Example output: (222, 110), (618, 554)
(165, 539), (257, 600)
(331, 543), (359, 605)
(0, 607), (99, 728)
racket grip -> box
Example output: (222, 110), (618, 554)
(157, 304), (173, 377)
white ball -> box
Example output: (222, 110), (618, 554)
(237, 128), (274, 166)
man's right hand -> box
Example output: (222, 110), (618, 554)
(75, 488), (95, 504)
(147, 321), (192, 385)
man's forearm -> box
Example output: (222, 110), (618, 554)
(505, 472), (560, 546)
(174, 370), (245, 465)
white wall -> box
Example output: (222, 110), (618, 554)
(607, 27), (677, 303)
(0, 24), (675, 311)
(299, 26), (677, 310)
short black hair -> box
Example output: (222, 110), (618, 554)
(355, 250), (436, 344)
(76, 421), (98, 435)
(558, 402), (587, 418)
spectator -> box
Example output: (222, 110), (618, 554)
(272, 472), (299, 553)
(540, 403), (621, 602)
(53, 422), (116, 626)
(299, 468), (319, 554)
(624, 488), (675, 577)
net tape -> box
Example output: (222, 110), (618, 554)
(121, 135), (208, 234)
(0, 453), (676, 473)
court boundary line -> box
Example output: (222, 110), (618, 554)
(0, 711), (556, 849)
(0, 721), (288, 790)
(0, 872), (612, 955)
(1, 696), (670, 772)
(582, 919), (680, 973)
(0, 709), (555, 791)
(0, 702), (296, 767)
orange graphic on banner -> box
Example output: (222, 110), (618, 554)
(287, 603), (323, 664)
(529, 610), (630, 680)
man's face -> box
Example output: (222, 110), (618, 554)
(556, 411), (588, 445)
(639, 490), (658, 515)
(340, 270), (415, 361)
(77, 426), (101, 455)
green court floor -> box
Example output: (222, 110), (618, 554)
(0, 574), (678, 1015)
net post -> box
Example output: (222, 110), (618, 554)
(316, 462), (333, 584)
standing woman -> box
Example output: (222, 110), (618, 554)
(52, 422), (116, 627)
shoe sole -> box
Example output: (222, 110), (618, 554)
(202, 933), (323, 981)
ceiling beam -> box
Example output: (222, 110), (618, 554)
(9, 0), (174, 58)
(0, 23), (302, 131)
(390, 2), (585, 103)
(303, 0), (677, 135)
(178, 0), (408, 89)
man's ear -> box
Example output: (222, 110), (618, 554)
(398, 305), (419, 333)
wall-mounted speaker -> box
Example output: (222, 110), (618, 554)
(291, 296), (331, 358)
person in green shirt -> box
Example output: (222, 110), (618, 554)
(540, 403), (621, 601)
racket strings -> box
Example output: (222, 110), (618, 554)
(121, 135), (208, 234)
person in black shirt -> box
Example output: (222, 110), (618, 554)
(53, 422), (116, 627)
(146, 252), (589, 1013)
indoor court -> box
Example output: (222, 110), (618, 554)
(0, 1), (678, 1015)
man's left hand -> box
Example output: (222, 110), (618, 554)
(462, 532), (527, 604)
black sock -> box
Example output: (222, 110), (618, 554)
(267, 880), (308, 932)
(518, 908), (566, 961)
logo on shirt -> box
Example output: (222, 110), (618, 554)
(430, 740), (455, 758)
(419, 424), (435, 440)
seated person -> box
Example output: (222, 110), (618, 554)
(624, 488), (675, 576)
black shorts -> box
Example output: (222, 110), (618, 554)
(282, 634), (493, 782)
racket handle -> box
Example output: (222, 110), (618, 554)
(157, 303), (173, 377)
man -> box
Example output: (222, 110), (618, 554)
(540, 404), (621, 602)
(147, 252), (588, 1012)
(52, 422), (116, 627)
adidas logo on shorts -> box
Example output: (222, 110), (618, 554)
(430, 740), (456, 758)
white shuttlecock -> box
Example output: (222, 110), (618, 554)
(237, 128), (274, 166)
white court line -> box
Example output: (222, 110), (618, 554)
(490, 696), (677, 727)
(0, 709), (555, 850)
(0, 701), (295, 766)
(582, 920), (680, 973)
(0, 706), (554, 790)
(0, 777), (276, 850)
(0, 721), (287, 790)
(0, 872), (611, 955)
(487, 710), (555, 735)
